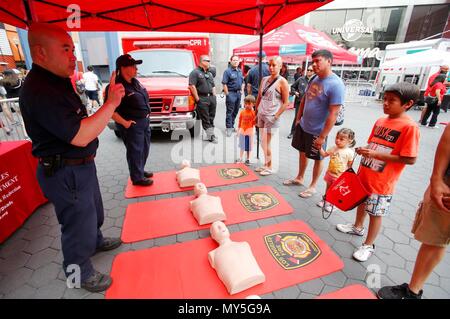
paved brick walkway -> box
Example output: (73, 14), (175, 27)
(1, 97), (449, 299)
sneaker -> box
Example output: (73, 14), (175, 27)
(245, 159), (250, 165)
(428, 125), (440, 129)
(336, 223), (365, 236)
(235, 158), (243, 163)
(226, 128), (233, 137)
(323, 204), (333, 214)
(287, 133), (293, 139)
(377, 283), (423, 299)
(96, 237), (122, 252)
(353, 244), (375, 262)
(81, 270), (112, 293)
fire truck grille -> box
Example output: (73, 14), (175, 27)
(149, 98), (163, 113)
(149, 97), (174, 113)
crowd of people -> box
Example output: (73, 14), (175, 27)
(7, 22), (449, 298)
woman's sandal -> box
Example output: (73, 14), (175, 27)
(283, 179), (303, 186)
(298, 189), (317, 198)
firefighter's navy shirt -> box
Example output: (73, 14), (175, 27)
(189, 67), (215, 95)
(105, 75), (150, 121)
(19, 63), (98, 158)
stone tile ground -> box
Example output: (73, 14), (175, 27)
(1, 96), (449, 299)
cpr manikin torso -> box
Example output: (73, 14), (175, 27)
(208, 221), (265, 295)
(190, 183), (226, 225)
(176, 160), (200, 188)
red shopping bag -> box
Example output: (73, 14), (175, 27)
(322, 167), (370, 219)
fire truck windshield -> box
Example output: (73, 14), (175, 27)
(129, 49), (194, 78)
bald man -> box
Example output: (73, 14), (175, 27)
(19, 23), (125, 293)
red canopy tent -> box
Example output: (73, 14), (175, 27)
(0, 0), (333, 34)
(0, 0), (335, 159)
(233, 21), (359, 64)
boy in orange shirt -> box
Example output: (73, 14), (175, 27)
(237, 95), (256, 165)
(336, 82), (421, 262)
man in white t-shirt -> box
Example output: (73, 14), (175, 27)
(83, 65), (102, 113)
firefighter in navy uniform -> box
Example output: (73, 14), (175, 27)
(222, 55), (244, 137)
(19, 23), (125, 293)
(104, 54), (153, 186)
(189, 55), (218, 143)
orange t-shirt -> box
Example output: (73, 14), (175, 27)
(238, 108), (256, 135)
(358, 116), (420, 195)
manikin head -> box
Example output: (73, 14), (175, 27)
(194, 182), (208, 196)
(210, 221), (230, 245)
(180, 159), (191, 169)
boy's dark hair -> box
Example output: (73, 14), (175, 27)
(244, 95), (256, 104)
(384, 82), (420, 107)
(312, 49), (333, 62)
(87, 65), (94, 72)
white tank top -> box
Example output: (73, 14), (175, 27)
(259, 76), (282, 115)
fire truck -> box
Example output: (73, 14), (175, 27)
(108, 36), (210, 137)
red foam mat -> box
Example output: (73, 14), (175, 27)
(106, 220), (344, 299)
(125, 163), (259, 198)
(121, 185), (293, 243)
(317, 285), (377, 299)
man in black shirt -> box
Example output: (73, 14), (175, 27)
(19, 23), (125, 293)
(105, 54), (153, 186)
(189, 55), (218, 143)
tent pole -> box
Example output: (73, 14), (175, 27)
(256, 7), (264, 161)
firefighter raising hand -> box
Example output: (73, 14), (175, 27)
(107, 71), (125, 107)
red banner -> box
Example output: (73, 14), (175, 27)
(0, 141), (47, 243)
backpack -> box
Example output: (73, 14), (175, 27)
(75, 80), (85, 94)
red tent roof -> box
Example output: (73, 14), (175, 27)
(0, 0), (333, 35)
(233, 21), (359, 64)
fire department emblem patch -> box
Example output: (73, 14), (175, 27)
(218, 167), (248, 180)
(238, 192), (279, 212)
(264, 232), (321, 270)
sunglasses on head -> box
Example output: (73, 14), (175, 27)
(203, 59), (211, 62)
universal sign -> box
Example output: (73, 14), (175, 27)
(332, 19), (374, 42)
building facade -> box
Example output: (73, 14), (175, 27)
(296, 0), (450, 80)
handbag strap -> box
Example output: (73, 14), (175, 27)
(262, 76), (279, 96)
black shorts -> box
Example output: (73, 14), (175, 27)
(291, 124), (327, 160)
(86, 90), (99, 101)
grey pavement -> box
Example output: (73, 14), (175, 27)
(1, 96), (449, 299)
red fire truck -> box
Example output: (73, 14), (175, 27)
(108, 36), (210, 137)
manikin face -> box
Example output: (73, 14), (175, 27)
(194, 183), (207, 196)
(210, 221), (230, 243)
(181, 159), (191, 169)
